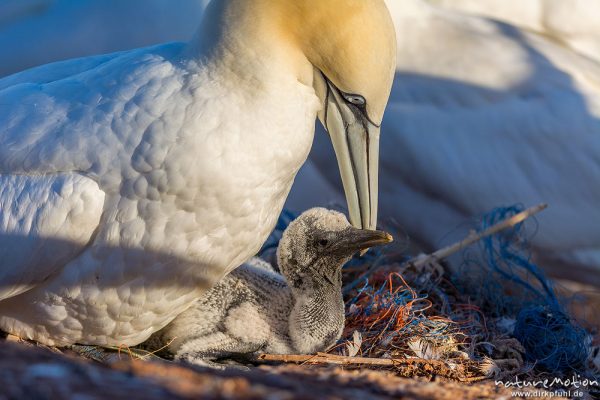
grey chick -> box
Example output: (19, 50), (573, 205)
(149, 208), (392, 368)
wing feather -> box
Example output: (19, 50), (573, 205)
(0, 173), (105, 300)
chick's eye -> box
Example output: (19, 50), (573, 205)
(343, 94), (366, 107)
(318, 239), (329, 247)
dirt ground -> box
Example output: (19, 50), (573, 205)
(0, 268), (596, 400)
(0, 341), (568, 400)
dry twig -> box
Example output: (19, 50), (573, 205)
(257, 353), (487, 382)
(343, 203), (547, 294)
(405, 204), (548, 269)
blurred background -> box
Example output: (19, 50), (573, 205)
(1, 0), (599, 290)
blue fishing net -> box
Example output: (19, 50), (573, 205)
(474, 206), (589, 373)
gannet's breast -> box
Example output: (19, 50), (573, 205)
(0, 37), (320, 345)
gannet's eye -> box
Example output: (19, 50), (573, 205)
(343, 94), (366, 107)
(318, 239), (329, 247)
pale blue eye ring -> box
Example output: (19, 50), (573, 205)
(343, 94), (366, 106)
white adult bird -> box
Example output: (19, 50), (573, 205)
(427, 0), (600, 63)
(0, 0), (210, 77)
(304, 0), (600, 284)
(0, 0), (396, 346)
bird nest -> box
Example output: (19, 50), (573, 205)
(333, 254), (520, 382)
(261, 205), (599, 395)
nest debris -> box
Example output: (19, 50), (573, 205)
(260, 204), (599, 396)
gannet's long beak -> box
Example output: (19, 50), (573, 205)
(318, 78), (380, 231)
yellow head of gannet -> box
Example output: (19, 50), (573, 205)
(302, 0), (397, 231)
(197, 0), (397, 230)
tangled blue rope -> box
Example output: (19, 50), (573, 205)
(478, 206), (589, 373)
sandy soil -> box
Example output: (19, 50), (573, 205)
(0, 341), (567, 400)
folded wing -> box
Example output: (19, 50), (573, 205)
(0, 173), (105, 300)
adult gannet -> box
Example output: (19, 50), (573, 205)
(302, 0), (600, 284)
(0, 0), (210, 77)
(149, 208), (392, 369)
(0, 0), (396, 346)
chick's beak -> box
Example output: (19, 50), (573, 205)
(332, 228), (393, 257)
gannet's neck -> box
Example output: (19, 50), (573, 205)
(186, 0), (314, 89)
(159, 3), (323, 282)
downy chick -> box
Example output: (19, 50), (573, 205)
(150, 208), (392, 368)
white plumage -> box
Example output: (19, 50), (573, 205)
(0, 0), (396, 346)
(0, 174), (104, 301)
(303, 0), (600, 283)
(0, 41), (316, 346)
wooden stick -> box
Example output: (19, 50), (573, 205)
(257, 353), (487, 382)
(258, 352), (446, 368)
(343, 203), (547, 294)
(405, 203), (548, 269)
